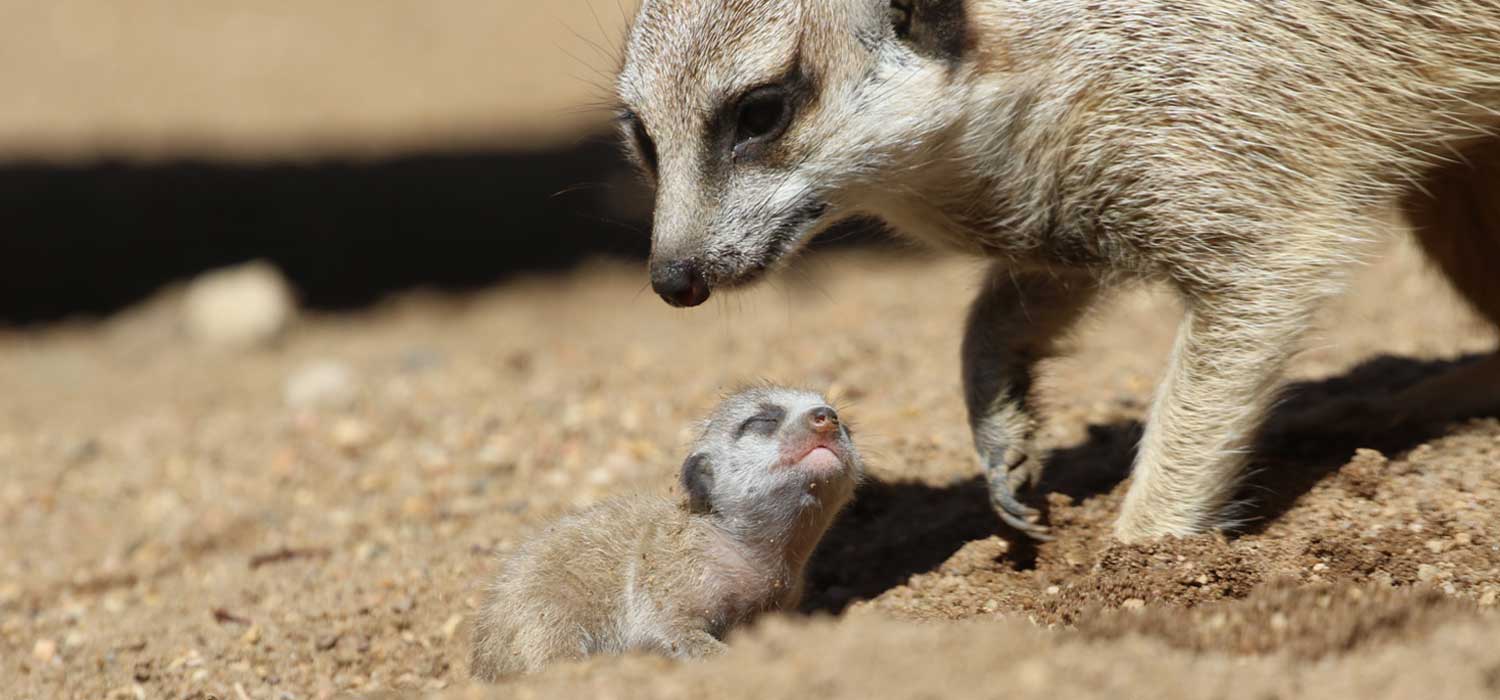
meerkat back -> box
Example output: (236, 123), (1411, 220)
(470, 498), (674, 680)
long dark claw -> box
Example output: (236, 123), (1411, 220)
(988, 455), (1053, 541)
(998, 508), (1054, 541)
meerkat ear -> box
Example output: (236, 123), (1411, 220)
(888, 1), (913, 37)
(890, 1), (970, 63)
(680, 453), (715, 515)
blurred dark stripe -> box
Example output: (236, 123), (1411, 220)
(0, 136), (890, 326)
(0, 136), (651, 325)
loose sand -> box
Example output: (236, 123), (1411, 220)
(3, 239), (1499, 699)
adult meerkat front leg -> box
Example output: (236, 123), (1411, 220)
(1113, 281), (1331, 543)
(963, 266), (1099, 538)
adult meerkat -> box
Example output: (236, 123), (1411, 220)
(469, 387), (862, 680)
(614, 1), (1500, 542)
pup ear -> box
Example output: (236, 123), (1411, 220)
(890, 1), (971, 63)
(680, 453), (715, 515)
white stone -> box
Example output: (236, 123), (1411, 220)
(1417, 564), (1441, 583)
(182, 261), (296, 348)
(285, 361), (358, 409)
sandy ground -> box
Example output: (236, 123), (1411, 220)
(4, 239), (1500, 699)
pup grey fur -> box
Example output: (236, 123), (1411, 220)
(469, 387), (862, 680)
(615, 0), (1500, 542)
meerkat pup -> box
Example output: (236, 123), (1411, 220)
(613, 1), (1500, 542)
(469, 387), (862, 680)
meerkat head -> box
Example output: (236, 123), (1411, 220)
(618, 0), (979, 307)
(679, 387), (863, 531)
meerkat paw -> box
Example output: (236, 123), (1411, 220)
(986, 447), (1053, 541)
(667, 630), (728, 660)
(1112, 511), (1198, 544)
(1112, 490), (1224, 544)
(1112, 514), (1173, 544)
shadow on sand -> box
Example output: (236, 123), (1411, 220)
(802, 475), (1003, 615)
(801, 353), (1488, 610)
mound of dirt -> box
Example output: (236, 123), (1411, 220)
(439, 606), (1500, 700)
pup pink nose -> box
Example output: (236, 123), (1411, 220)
(807, 406), (839, 434)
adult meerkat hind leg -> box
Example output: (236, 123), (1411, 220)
(1112, 208), (1363, 543)
(1113, 289), (1327, 542)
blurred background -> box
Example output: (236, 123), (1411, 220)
(0, 0), (673, 325)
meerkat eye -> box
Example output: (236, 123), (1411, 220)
(889, 1), (913, 38)
(737, 405), (786, 438)
(621, 111), (658, 176)
(734, 86), (792, 148)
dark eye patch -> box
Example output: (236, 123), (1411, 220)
(619, 110), (658, 177)
(736, 404), (786, 438)
(734, 86), (791, 148)
(706, 59), (815, 166)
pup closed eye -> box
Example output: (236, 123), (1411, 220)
(737, 406), (786, 437)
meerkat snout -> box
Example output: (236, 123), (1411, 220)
(651, 259), (711, 307)
(777, 405), (846, 474)
(808, 406), (838, 431)
(470, 386), (862, 681)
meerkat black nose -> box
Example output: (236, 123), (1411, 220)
(807, 406), (839, 434)
(651, 260), (711, 308)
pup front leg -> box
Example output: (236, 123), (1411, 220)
(963, 266), (1099, 539)
(664, 629), (728, 659)
(1114, 288), (1322, 543)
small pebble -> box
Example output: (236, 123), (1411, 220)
(331, 418), (374, 452)
(183, 261), (296, 348)
(32, 638), (57, 663)
(356, 542), (385, 562)
(1121, 598), (1145, 611)
(441, 614), (464, 640)
(401, 496), (433, 518)
(285, 361), (359, 409)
